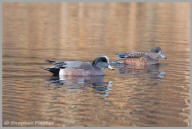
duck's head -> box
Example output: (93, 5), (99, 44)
(92, 56), (114, 70)
(148, 47), (167, 60)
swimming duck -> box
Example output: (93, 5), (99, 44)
(44, 56), (114, 76)
(115, 47), (167, 66)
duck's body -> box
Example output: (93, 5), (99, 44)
(115, 47), (167, 66)
(58, 61), (104, 76)
(44, 56), (114, 76)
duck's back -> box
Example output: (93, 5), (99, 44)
(117, 52), (148, 66)
(118, 52), (146, 59)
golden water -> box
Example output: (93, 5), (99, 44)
(3, 2), (190, 127)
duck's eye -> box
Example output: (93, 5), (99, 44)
(155, 50), (159, 53)
(101, 58), (107, 62)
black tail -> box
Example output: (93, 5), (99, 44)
(44, 67), (60, 76)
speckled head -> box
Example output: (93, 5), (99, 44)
(149, 47), (167, 60)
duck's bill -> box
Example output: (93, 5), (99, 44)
(108, 65), (114, 70)
(160, 53), (167, 59)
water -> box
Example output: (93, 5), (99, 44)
(3, 3), (190, 127)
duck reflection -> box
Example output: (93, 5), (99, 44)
(47, 75), (112, 96)
(116, 64), (166, 80)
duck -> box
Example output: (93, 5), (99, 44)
(44, 56), (114, 76)
(114, 47), (167, 66)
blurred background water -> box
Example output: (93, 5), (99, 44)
(2, 2), (190, 127)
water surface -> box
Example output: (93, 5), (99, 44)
(3, 2), (190, 127)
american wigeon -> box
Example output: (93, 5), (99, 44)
(115, 47), (167, 66)
(44, 56), (114, 76)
